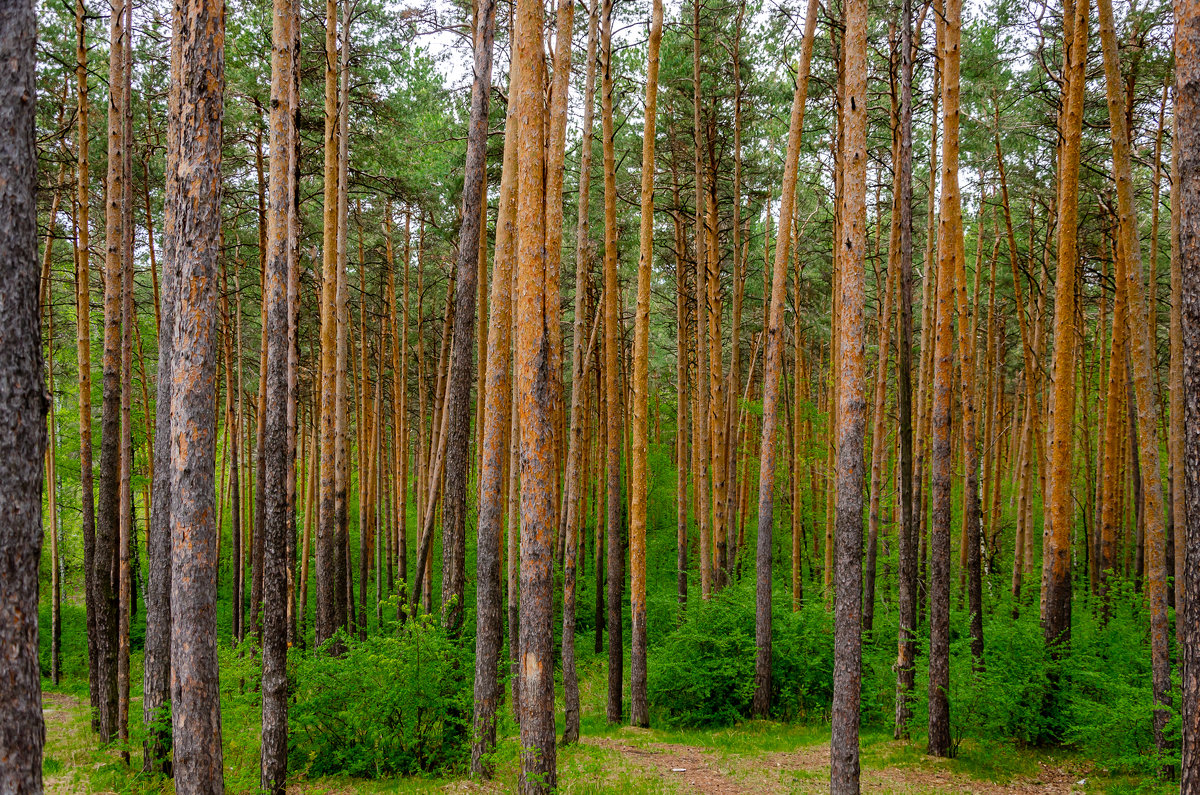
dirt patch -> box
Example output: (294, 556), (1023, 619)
(41, 691), (78, 729)
(767, 744), (1085, 793)
(583, 736), (751, 794)
(866, 762), (1082, 794)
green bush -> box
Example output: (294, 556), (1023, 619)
(647, 587), (758, 727)
(950, 606), (1053, 746)
(647, 582), (835, 727)
(943, 584), (1175, 775)
(770, 599), (835, 721)
(1066, 582), (1178, 775)
(288, 616), (472, 778)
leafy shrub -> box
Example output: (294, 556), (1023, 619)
(944, 584), (1176, 775)
(647, 582), (835, 727)
(647, 587), (758, 727)
(1066, 582), (1178, 775)
(950, 606), (1053, 745)
(770, 599), (835, 721)
(289, 616), (472, 778)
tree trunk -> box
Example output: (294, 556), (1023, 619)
(1178, 0), (1200, 784)
(953, 179), (983, 667)
(0, 0), (46, 782)
(513, 0), (557, 783)
(629, 0), (662, 728)
(261, 0), (297, 782)
(562, 0), (600, 743)
(442, 0), (496, 635)
(334, 0), (352, 635)
(166, 0), (226, 783)
(751, 0), (818, 717)
(316, 0), (341, 650)
(545, 0), (576, 565)
(914, 57), (939, 622)
(1096, 0), (1171, 758)
(144, 64), (178, 754)
(251, 130), (269, 643)
(1171, 101), (1186, 668)
(74, 0), (101, 730)
(117, 0), (134, 752)
(42, 205), (62, 686)
(1041, 0), (1087, 663)
(94, 0), (128, 741)
(673, 165), (690, 614)
(691, 0), (711, 600)
(994, 126), (1038, 613)
(600, 0), (624, 725)
(865, 212), (898, 637)
(593, 345), (605, 657)
(928, 0), (961, 755)
(726, 1), (746, 582)
(830, 0), (868, 782)
(893, 0), (917, 738)
(470, 70), (517, 777)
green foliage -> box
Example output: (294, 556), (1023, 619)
(941, 585), (1176, 777)
(647, 587), (759, 727)
(768, 599), (836, 722)
(288, 617), (472, 779)
(948, 607), (1055, 747)
(1066, 583), (1180, 776)
(647, 582), (836, 727)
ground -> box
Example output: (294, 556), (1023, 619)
(42, 687), (1117, 793)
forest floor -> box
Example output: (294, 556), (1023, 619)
(41, 684), (1140, 794)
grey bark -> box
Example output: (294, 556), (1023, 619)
(1177, 0), (1200, 785)
(442, 0), (496, 635)
(0, 0), (47, 784)
(167, 0), (226, 785)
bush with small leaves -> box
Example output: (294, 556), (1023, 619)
(289, 616), (472, 778)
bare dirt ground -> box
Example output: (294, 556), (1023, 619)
(584, 736), (752, 794)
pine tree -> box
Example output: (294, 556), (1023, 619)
(513, 0), (557, 782)
(260, 0), (298, 781)
(165, 0), (226, 783)
(629, 0), (663, 728)
(0, 0), (46, 784)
